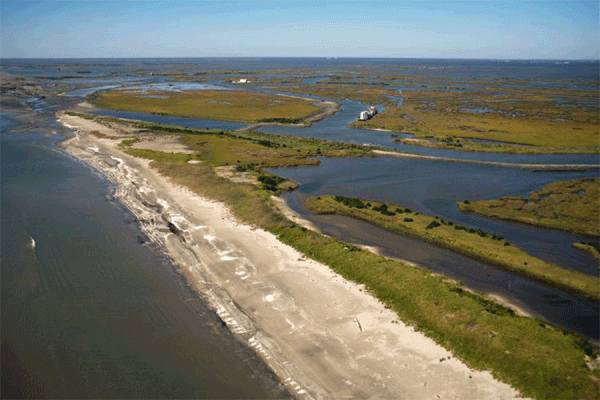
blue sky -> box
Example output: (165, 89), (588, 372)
(1, 1), (598, 59)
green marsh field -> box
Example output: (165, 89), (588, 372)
(74, 112), (600, 400)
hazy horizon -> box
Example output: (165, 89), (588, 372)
(2, 56), (599, 61)
(2, 1), (598, 60)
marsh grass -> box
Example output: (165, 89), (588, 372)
(79, 113), (600, 399)
(271, 225), (600, 400)
(265, 83), (399, 105)
(573, 243), (600, 265)
(92, 89), (320, 123)
(459, 178), (600, 237)
(305, 195), (600, 301)
(355, 93), (599, 152)
(147, 156), (600, 398)
(114, 119), (373, 168)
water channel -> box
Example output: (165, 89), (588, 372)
(85, 83), (599, 342)
(4, 58), (598, 398)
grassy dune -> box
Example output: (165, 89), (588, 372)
(304, 195), (600, 301)
(128, 120), (372, 165)
(91, 89), (320, 123)
(459, 178), (600, 237)
(75, 113), (600, 399)
(149, 158), (600, 400)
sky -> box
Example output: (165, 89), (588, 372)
(1, 0), (598, 59)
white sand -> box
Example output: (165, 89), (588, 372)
(58, 112), (526, 399)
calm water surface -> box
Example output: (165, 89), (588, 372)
(270, 157), (599, 274)
(3, 58), (598, 393)
(288, 204), (600, 340)
(1, 117), (289, 399)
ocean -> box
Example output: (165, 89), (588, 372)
(1, 57), (598, 397)
(0, 114), (289, 398)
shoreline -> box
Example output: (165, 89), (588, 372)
(372, 150), (600, 171)
(57, 112), (526, 399)
(270, 195), (536, 318)
(237, 96), (342, 132)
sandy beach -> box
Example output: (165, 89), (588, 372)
(58, 112), (526, 399)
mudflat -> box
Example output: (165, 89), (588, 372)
(58, 113), (524, 399)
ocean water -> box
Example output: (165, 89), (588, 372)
(0, 117), (289, 399)
(2, 57), (598, 395)
(3, 57), (598, 82)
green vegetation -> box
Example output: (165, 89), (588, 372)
(573, 242), (600, 264)
(132, 120), (372, 164)
(351, 89), (599, 153)
(305, 195), (599, 301)
(118, 138), (139, 148)
(384, 133), (586, 155)
(256, 117), (304, 124)
(90, 89), (320, 123)
(153, 158), (600, 399)
(256, 67), (599, 154)
(459, 178), (600, 237)
(266, 83), (398, 106)
(65, 112), (374, 169)
(77, 114), (600, 399)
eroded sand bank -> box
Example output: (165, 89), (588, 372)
(58, 112), (525, 399)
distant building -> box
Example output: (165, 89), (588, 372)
(232, 78), (251, 84)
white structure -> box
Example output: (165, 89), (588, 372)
(232, 78), (251, 84)
(358, 106), (377, 121)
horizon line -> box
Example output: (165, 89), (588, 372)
(2, 56), (599, 61)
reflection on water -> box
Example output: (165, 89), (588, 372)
(305, 210), (600, 341)
(3, 58), (598, 382)
(270, 156), (599, 274)
(1, 121), (289, 399)
(269, 157), (600, 341)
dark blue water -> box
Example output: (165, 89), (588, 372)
(89, 95), (600, 166)
(3, 57), (598, 82)
(294, 208), (600, 341)
(1, 117), (289, 399)
(2, 57), (598, 387)
(85, 105), (599, 273)
(259, 103), (600, 165)
(269, 156), (599, 275)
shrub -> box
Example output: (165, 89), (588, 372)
(373, 204), (396, 216)
(426, 220), (442, 229)
(258, 174), (284, 191)
(334, 196), (367, 209)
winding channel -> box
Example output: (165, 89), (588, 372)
(81, 83), (599, 341)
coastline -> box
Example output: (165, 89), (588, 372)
(372, 150), (600, 171)
(269, 195), (535, 318)
(57, 112), (526, 399)
(237, 96), (341, 132)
